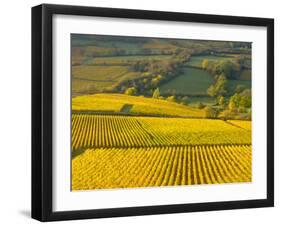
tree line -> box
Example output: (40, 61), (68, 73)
(201, 57), (251, 119)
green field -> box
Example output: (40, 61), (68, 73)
(72, 65), (129, 81)
(227, 79), (251, 93)
(159, 67), (214, 95)
(185, 55), (233, 68)
(72, 93), (204, 118)
(72, 65), (143, 94)
(98, 42), (143, 54)
(87, 54), (172, 65)
(240, 70), (251, 81)
(188, 96), (217, 107)
(72, 80), (114, 95)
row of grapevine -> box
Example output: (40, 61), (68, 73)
(72, 144), (252, 190)
(72, 114), (251, 151)
(72, 114), (156, 150)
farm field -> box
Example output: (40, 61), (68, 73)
(72, 144), (252, 190)
(72, 94), (204, 118)
(227, 120), (252, 130)
(72, 66), (142, 94)
(239, 70), (252, 81)
(71, 114), (251, 150)
(72, 79), (114, 95)
(227, 79), (251, 93)
(185, 55), (233, 68)
(188, 96), (217, 107)
(159, 67), (214, 95)
(72, 65), (129, 80)
(87, 54), (172, 65)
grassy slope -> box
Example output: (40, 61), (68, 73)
(188, 96), (217, 107)
(159, 67), (214, 95)
(72, 93), (204, 118)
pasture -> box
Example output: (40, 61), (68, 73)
(72, 66), (142, 94)
(185, 55), (233, 68)
(159, 67), (214, 95)
(88, 54), (172, 65)
(240, 70), (251, 81)
(188, 96), (217, 107)
(72, 65), (129, 81)
(227, 79), (251, 93)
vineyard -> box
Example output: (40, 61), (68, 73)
(72, 145), (252, 190)
(71, 34), (252, 191)
(72, 94), (205, 118)
(227, 120), (252, 130)
(72, 114), (251, 151)
(71, 113), (252, 190)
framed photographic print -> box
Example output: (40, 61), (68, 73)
(32, 4), (274, 221)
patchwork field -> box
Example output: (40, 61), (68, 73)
(72, 145), (251, 190)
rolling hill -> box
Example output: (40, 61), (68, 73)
(72, 93), (204, 118)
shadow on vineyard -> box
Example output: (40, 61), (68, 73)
(72, 147), (86, 159)
(120, 104), (133, 113)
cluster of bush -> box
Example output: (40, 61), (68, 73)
(199, 56), (252, 120)
(201, 89), (252, 120)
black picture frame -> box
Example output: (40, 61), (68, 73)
(32, 3), (274, 222)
